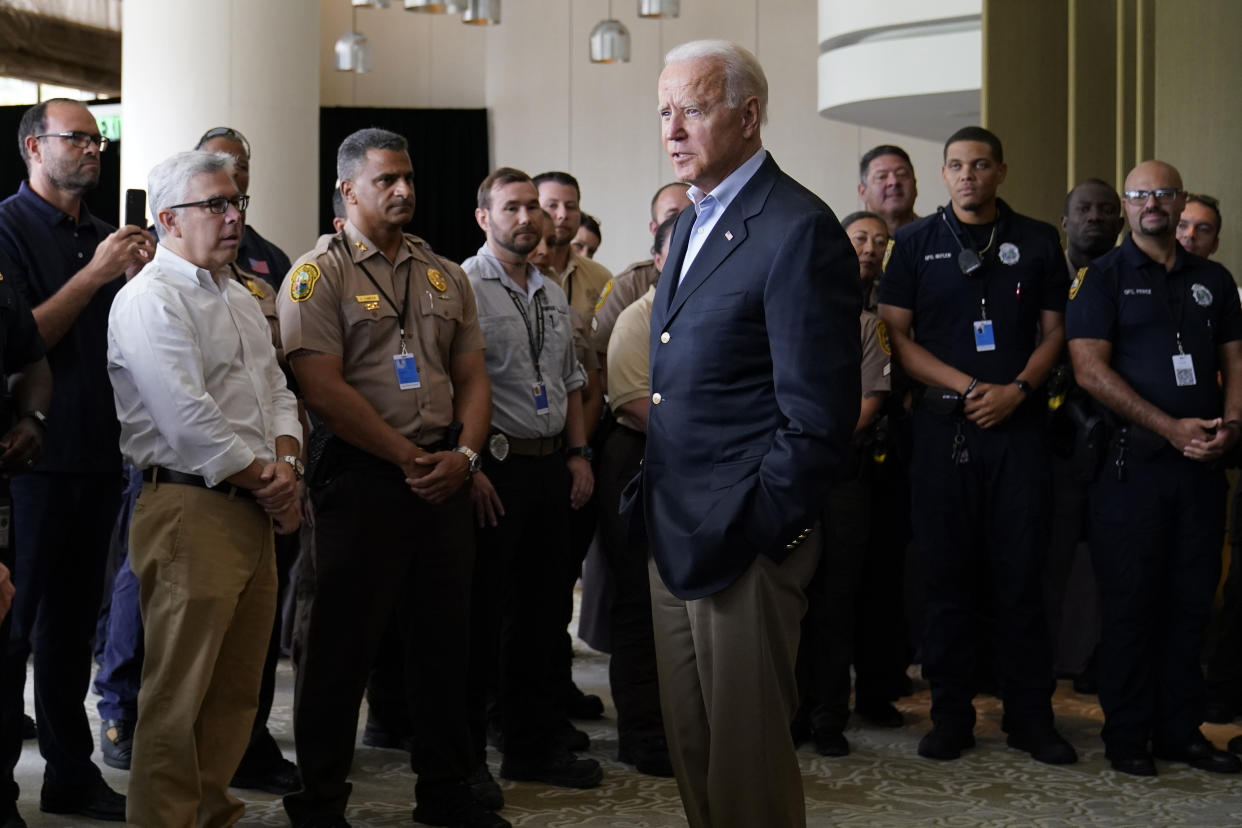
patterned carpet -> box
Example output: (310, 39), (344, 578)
(13, 649), (1242, 826)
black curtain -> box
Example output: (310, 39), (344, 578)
(320, 107), (489, 265)
(0, 101), (121, 227)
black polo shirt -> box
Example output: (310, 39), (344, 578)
(878, 198), (1067, 385)
(237, 223), (292, 290)
(1066, 235), (1242, 420)
(0, 246), (46, 376)
(0, 180), (121, 473)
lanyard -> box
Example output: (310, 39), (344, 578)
(357, 258), (412, 354)
(1165, 270), (1189, 355)
(505, 286), (545, 383)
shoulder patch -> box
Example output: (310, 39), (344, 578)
(881, 238), (894, 272)
(876, 319), (891, 355)
(1069, 266), (1087, 301)
(289, 262), (321, 303)
(594, 280), (614, 312)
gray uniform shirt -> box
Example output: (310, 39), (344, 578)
(463, 246), (585, 438)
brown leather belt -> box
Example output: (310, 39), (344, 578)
(143, 466), (255, 500)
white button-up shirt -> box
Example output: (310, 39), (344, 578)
(107, 244), (300, 487)
(678, 147), (768, 285)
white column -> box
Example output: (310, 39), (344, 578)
(121, 0), (320, 262)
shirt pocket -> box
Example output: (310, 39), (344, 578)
(341, 299), (399, 354)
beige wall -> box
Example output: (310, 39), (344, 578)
(319, 0), (943, 274)
(1154, 0), (1242, 278)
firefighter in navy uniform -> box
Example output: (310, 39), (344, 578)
(878, 126), (1074, 764)
(1067, 160), (1242, 777)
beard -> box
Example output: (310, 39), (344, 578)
(1135, 209), (1172, 237)
(45, 154), (99, 195)
(496, 230), (538, 257)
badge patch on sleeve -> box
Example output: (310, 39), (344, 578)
(1069, 266), (1087, 301)
(882, 238), (894, 272)
(594, 280), (614, 312)
(289, 262), (321, 302)
(876, 319), (892, 355)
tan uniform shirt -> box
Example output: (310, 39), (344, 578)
(555, 250), (612, 325)
(231, 264), (282, 360)
(606, 286), (655, 432)
(277, 223), (484, 446)
(860, 310), (891, 396)
(590, 258), (660, 355)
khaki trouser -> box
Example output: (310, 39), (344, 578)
(126, 481), (276, 828)
(649, 532), (820, 828)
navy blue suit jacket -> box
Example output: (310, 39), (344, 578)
(624, 153), (861, 600)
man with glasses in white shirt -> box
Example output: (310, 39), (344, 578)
(107, 150), (301, 825)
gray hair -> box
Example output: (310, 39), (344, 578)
(148, 150), (236, 239)
(665, 40), (768, 125)
(337, 127), (408, 183)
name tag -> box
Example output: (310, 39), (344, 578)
(973, 319), (996, 352)
(393, 353), (421, 390)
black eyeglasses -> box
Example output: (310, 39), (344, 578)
(35, 131), (109, 151)
(196, 127), (251, 159)
(167, 195), (250, 214)
(1123, 188), (1182, 204)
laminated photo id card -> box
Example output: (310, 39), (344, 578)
(393, 353), (421, 390)
(1172, 353), (1197, 387)
(533, 381), (549, 414)
(973, 319), (996, 352)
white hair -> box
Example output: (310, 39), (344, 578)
(665, 39), (768, 125)
(147, 150), (236, 239)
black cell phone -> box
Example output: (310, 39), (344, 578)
(125, 189), (146, 228)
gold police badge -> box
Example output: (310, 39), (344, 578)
(427, 269), (448, 293)
(289, 262), (321, 302)
(1069, 266), (1087, 301)
(244, 279), (265, 300)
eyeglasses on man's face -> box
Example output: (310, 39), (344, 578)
(167, 195), (250, 215)
(1122, 188), (1182, 204)
(35, 131), (110, 152)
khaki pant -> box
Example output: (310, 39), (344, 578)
(126, 482), (276, 828)
(649, 534), (820, 828)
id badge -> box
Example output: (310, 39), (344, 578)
(1172, 353), (1197, 387)
(973, 319), (996, 352)
(533, 381), (549, 414)
(393, 353), (421, 390)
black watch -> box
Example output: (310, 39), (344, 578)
(1013, 379), (1032, 396)
(566, 445), (594, 462)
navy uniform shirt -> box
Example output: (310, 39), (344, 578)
(0, 180), (121, 472)
(0, 246), (46, 379)
(237, 224), (292, 291)
(1065, 235), (1242, 419)
(879, 198), (1067, 385)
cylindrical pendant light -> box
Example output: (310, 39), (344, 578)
(352, 0), (391, 8)
(333, 30), (372, 72)
(461, 0), (500, 25)
(589, 19), (631, 63)
(638, 0), (680, 18)
(404, 0), (463, 11)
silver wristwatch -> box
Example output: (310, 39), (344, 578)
(279, 455), (305, 480)
(454, 445), (482, 474)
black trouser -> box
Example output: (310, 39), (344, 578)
(910, 409), (1056, 734)
(1045, 453), (1099, 676)
(857, 443), (912, 704)
(1088, 448), (1225, 753)
(797, 447), (871, 732)
(468, 452), (570, 764)
(1, 471), (122, 802)
(596, 426), (662, 741)
(284, 447), (475, 824)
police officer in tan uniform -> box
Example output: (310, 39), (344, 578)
(277, 128), (504, 828)
(591, 182), (690, 362)
(533, 171), (613, 325)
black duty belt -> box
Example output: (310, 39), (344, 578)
(143, 467), (255, 501)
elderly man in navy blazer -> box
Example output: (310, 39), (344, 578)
(624, 39), (861, 828)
